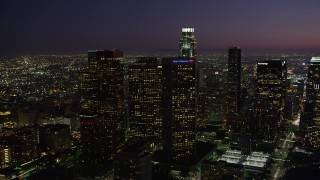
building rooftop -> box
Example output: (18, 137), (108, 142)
(217, 149), (270, 169)
(219, 149), (244, 164)
(310, 56), (320, 63)
(243, 160), (265, 168)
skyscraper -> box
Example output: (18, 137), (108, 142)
(226, 46), (241, 136)
(301, 56), (320, 149)
(162, 58), (197, 165)
(256, 60), (287, 142)
(79, 67), (99, 160)
(80, 49), (125, 161)
(88, 49), (123, 73)
(128, 57), (163, 147)
(198, 69), (226, 126)
(179, 27), (197, 59)
(227, 46), (241, 114)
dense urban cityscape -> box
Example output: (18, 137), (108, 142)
(0, 26), (319, 179)
(2, 1), (320, 179)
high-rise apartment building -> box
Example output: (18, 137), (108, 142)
(301, 56), (320, 149)
(256, 60), (287, 141)
(128, 57), (162, 147)
(162, 58), (197, 165)
(80, 49), (125, 161)
(179, 27), (197, 59)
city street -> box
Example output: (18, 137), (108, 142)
(269, 132), (295, 179)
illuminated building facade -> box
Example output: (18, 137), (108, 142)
(301, 56), (320, 149)
(0, 136), (14, 168)
(0, 129), (37, 168)
(80, 50), (125, 160)
(95, 49), (125, 159)
(128, 57), (163, 147)
(88, 49), (123, 73)
(162, 58), (197, 165)
(79, 71), (97, 117)
(79, 71), (99, 159)
(179, 27), (197, 59)
(256, 60), (287, 141)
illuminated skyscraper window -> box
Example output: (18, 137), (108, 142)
(162, 58), (197, 165)
(301, 56), (320, 149)
(80, 50), (125, 161)
(128, 57), (163, 147)
(256, 60), (287, 142)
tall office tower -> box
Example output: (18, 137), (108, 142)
(128, 57), (163, 147)
(226, 46), (241, 135)
(162, 58), (197, 165)
(88, 49), (123, 73)
(198, 69), (226, 126)
(179, 27), (197, 59)
(300, 56), (320, 149)
(79, 71), (100, 160)
(256, 60), (287, 142)
(80, 49), (125, 161)
(97, 49), (125, 160)
(227, 46), (241, 114)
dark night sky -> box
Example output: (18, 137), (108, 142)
(1, 0), (320, 55)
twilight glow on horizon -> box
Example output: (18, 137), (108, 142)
(1, 0), (320, 55)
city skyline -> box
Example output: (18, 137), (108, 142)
(0, 43), (319, 178)
(1, 0), (320, 55)
(1, 1), (320, 179)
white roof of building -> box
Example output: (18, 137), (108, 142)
(243, 160), (265, 168)
(218, 149), (270, 168)
(219, 149), (243, 164)
(311, 56), (320, 63)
